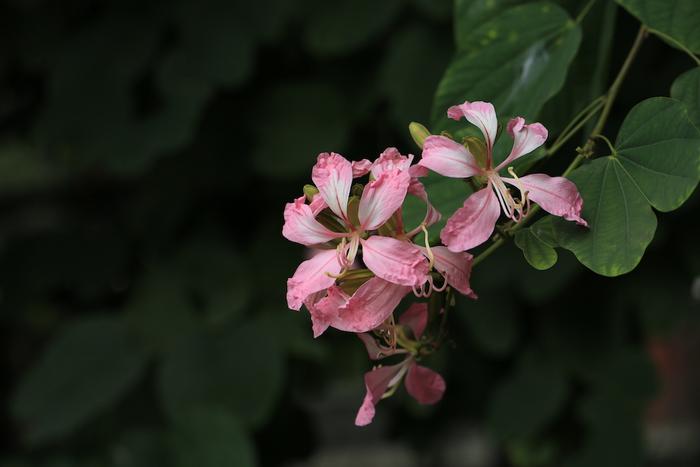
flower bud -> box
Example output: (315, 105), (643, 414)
(303, 184), (319, 202)
(409, 122), (431, 149)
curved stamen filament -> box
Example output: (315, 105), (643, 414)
(420, 224), (435, 270)
(489, 169), (530, 222)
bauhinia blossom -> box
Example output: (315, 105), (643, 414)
(419, 101), (588, 252)
(355, 303), (445, 426)
(283, 150), (476, 337)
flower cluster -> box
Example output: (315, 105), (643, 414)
(282, 101), (586, 426)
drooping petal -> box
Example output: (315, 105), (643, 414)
(404, 180), (442, 238)
(399, 303), (428, 339)
(361, 236), (429, 287)
(358, 169), (411, 231)
(440, 186), (502, 252)
(428, 246), (477, 298)
(312, 152), (353, 220)
(495, 117), (548, 171)
(371, 147), (413, 178)
(405, 362), (446, 405)
(355, 362), (407, 426)
(286, 249), (342, 311)
(283, 196), (346, 246)
(447, 101), (498, 151)
(409, 164), (429, 178)
(334, 277), (411, 333)
(503, 173), (587, 226)
(419, 135), (482, 178)
(352, 159), (372, 178)
(309, 285), (349, 338)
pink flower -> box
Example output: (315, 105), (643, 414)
(283, 152), (432, 334)
(354, 303), (446, 426)
(419, 101), (588, 252)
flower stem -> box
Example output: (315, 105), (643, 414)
(546, 96), (605, 157)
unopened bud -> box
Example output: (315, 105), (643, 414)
(409, 122), (431, 149)
(303, 184), (319, 202)
(463, 136), (488, 169)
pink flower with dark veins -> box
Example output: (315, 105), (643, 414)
(419, 101), (588, 252)
(354, 303), (446, 426)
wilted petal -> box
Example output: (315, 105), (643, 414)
(496, 118), (548, 170)
(429, 246), (477, 298)
(312, 152), (353, 220)
(334, 277), (410, 333)
(358, 169), (411, 231)
(419, 135), (482, 178)
(399, 303), (428, 339)
(371, 147), (413, 178)
(447, 101), (498, 150)
(405, 362), (446, 405)
(352, 159), (372, 178)
(286, 249), (342, 311)
(283, 196), (346, 246)
(309, 285), (349, 338)
(361, 236), (429, 287)
(503, 173), (587, 226)
(440, 187), (502, 252)
(355, 362), (406, 426)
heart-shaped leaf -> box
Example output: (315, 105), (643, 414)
(616, 0), (700, 53)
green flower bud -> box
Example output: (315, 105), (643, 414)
(409, 122), (431, 149)
(303, 184), (319, 202)
(463, 136), (488, 169)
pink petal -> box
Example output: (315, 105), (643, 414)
(355, 362), (406, 426)
(352, 159), (372, 178)
(286, 249), (342, 311)
(358, 169), (411, 231)
(309, 285), (349, 338)
(447, 101), (498, 151)
(405, 362), (446, 405)
(429, 246), (477, 298)
(503, 173), (587, 226)
(361, 236), (429, 287)
(440, 186), (502, 252)
(283, 196), (346, 246)
(496, 118), (548, 171)
(399, 303), (428, 339)
(419, 135), (482, 178)
(334, 277), (410, 333)
(312, 152), (353, 220)
(308, 193), (328, 216)
(409, 164), (429, 178)
(371, 147), (413, 178)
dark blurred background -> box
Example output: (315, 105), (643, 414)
(0, 0), (698, 466)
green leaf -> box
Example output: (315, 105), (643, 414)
(615, 97), (700, 212)
(11, 316), (149, 445)
(554, 97), (700, 276)
(514, 228), (558, 270)
(169, 409), (256, 467)
(487, 355), (568, 441)
(111, 429), (169, 467)
(252, 82), (350, 179)
(158, 320), (283, 428)
(616, 0), (700, 53)
(433, 2), (581, 134)
(671, 67), (700, 127)
(303, 0), (402, 57)
(556, 157), (657, 276)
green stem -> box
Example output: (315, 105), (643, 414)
(546, 96), (605, 156)
(472, 237), (505, 267)
(575, 0), (599, 24)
